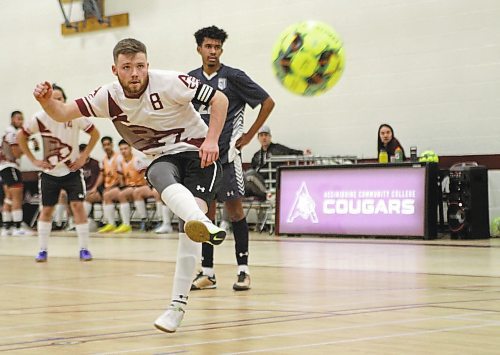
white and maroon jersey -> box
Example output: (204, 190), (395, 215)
(75, 70), (216, 158)
(22, 111), (95, 177)
(0, 125), (20, 171)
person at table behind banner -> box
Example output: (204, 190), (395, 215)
(377, 123), (406, 160)
(245, 125), (311, 199)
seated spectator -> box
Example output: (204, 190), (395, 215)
(132, 186), (173, 233)
(99, 140), (149, 234)
(245, 125), (311, 199)
(97, 136), (122, 233)
(377, 123), (406, 160)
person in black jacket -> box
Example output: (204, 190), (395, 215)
(246, 126), (310, 198)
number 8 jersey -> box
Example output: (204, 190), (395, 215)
(75, 69), (216, 158)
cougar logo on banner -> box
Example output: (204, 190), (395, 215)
(287, 182), (318, 223)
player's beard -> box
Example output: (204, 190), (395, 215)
(118, 75), (148, 98)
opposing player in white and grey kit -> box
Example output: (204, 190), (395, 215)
(189, 26), (275, 291)
(0, 111), (30, 236)
(18, 84), (100, 262)
(32, 38), (228, 333)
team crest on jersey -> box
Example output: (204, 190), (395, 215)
(218, 78), (227, 90)
(178, 75), (199, 89)
(41, 135), (73, 166)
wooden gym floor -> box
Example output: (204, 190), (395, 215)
(0, 231), (499, 354)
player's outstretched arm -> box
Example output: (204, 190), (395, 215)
(33, 81), (81, 122)
(199, 90), (228, 168)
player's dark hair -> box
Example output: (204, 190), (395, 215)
(101, 136), (113, 144)
(11, 110), (22, 118)
(79, 143), (87, 152)
(52, 83), (67, 101)
(113, 38), (147, 62)
(118, 139), (129, 146)
(194, 26), (228, 46)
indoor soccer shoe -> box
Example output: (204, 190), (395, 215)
(1, 228), (12, 237)
(184, 221), (226, 245)
(79, 249), (93, 261)
(233, 271), (251, 291)
(35, 250), (48, 263)
(113, 224), (132, 233)
(191, 272), (217, 290)
(154, 305), (185, 333)
(12, 228), (33, 236)
(98, 224), (116, 233)
(155, 223), (173, 234)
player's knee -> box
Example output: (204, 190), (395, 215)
(40, 207), (54, 220)
(229, 210), (245, 222)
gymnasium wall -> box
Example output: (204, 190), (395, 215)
(1, 0), (500, 219)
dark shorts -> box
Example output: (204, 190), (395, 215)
(146, 151), (223, 205)
(40, 171), (86, 206)
(0, 167), (23, 187)
(216, 155), (245, 202)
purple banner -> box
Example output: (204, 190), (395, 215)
(278, 166), (427, 236)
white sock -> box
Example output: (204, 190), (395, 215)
(134, 200), (147, 219)
(238, 265), (250, 275)
(12, 209), (22, 224)
(202, 267), (215, 277)
(2, 211), (12, 227)
(120, 203), (131, 225)
(83, 201), (92, 217)
(103, 204), (116, 226)
(160, 184), (210, 223)
(54, 204), (65, 225)
(156, 202), (163, 220)
(37, 221), (51, 250)
(75, 223), (89, 250)
(171, 233), (201, 307)
(162, 204), (172, 225)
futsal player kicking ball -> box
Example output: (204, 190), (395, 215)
(18, 84), (100, 262)
(32, 38), (228, 333)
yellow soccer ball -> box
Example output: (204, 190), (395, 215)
(271, 21), (345, 96)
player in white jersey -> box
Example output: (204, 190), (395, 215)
(0, 111), (29, 236)
(32, 38), (229, 333)
(18, 84), (100, 262)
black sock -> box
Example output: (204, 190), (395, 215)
(201, 241), (214, 268)
(232, 217), (249, 265)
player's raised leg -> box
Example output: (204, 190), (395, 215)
(147, 155), (226, 246)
